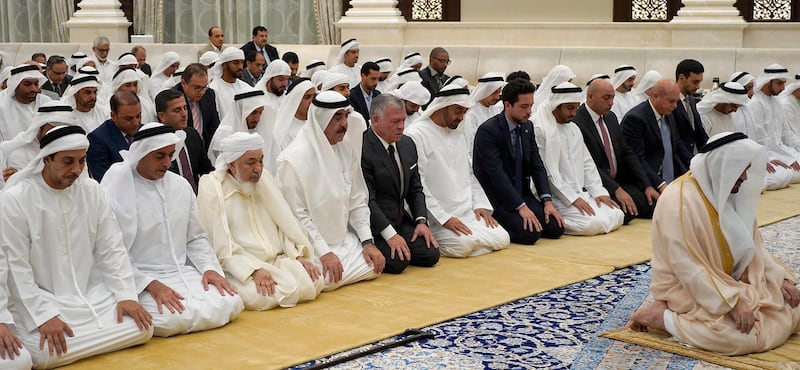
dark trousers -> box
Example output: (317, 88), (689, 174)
(493, 195), (565, 245)
(374, 217), (440, 274)
(611, 182), (656, 223)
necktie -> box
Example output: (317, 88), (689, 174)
(365, 93), (373, 115)
(513, 126), (523, 194)
(387, 144), (403, 225)
(191, 102), (203, 136)
(597, 116), (616, 178)
(684, 97), (695, 127)
(178, 148), (197, 194)
(659, 117), (674, 183)
(124, 134), (133, 146)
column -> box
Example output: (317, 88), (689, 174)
(669, 0), (747, 48)
(337, 0), (407, 45)
(64, 0), (131, 44)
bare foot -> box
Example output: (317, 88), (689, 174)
(629, 300), (668, 332)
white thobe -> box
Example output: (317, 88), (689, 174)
(278, 117), (305, 151)
(197, 172), (323, 310)
(264, 92), (282, 112)
(405, 118), (510, 257)
(0, 94), (51, 142)
(329, 63), (362, 90)
(611, 91), (637, 121)
(462, 103), (502, 160)
(1, 176), (152, 368)
(534, 122), (625, 235)
(75, 106), (110, 134)
(749, 94), (800, 161)
(95, 61), (115, 84)
(700, 108), (739, 138)
(406, 112), (421, 128)
(739, 98), (800, 188)
(148, 73), (170, 99)
(210, 78), (251, 121)
(780, 95), (800, 152)
(277, 142), (378, 291)
(125, 172), (243, 337)
(0, 237), (33, 370)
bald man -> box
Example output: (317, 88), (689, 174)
(573, 79), (659, 222)
(622, 79), (690, 193)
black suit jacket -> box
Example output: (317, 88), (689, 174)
(670, 95), (708, 166)
(41, 75), (72, 97)
(362, 129), (427, 235)
(173, 84), (221, 152)
(419, 66), (448, 98)
(87, 119), (130, 181)
(240, 41), (279, 63)
(572, 104), (650, 192)
(169, 126), (214, 185)
(139, 63), (152, 77)
(473, 111), (551, 212)
(621, 100), (689, 188)
(349, 85), (381, 126)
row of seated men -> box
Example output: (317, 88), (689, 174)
(0, 36), (800, 367)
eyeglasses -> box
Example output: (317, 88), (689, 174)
(434, 57), (451, 65)
(95, 48), (110, 53)
(188, 84), (208, 92)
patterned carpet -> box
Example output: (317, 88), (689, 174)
(292, 216), (800, 369)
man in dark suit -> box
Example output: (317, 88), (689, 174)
(174, 63), (221, 152)
(419, 47), (450, 99)
(132, 45), (152, 76)
(41, 55), (72, 97)
(240, 26), (279, 70)
(473, 78), (564, 245)
(670, 59), (708, 167)
(350, 61), (381, 126)
(573, 79), (660, 222)
(155, 89), (214, 194)
(361, 94), (439, 273)
(622, 79), (690, 194)
(87, 91), (141, 181)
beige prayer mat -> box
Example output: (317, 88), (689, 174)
(757, 184), (800, 226)
(601, 328), (800, 370)
(60, 184), (800, 369)
(67, 248), (612, 369)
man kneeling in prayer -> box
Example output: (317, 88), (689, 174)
(101, 123), (244, 337)
(630, 132), (800, 355)
(197, 132), (323, 310)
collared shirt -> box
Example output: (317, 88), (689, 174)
(360, 84), (374, 115)
(504, 113), (550, 208)
(649, 99), (669, 189)
(586, 106), (617, 172)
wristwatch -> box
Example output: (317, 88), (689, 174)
(361, 238), (374, 247)
(541, 196), (552, 203)
(415, 217), (429, 226)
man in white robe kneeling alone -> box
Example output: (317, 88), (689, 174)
(197, 132), (323, 310)
(101, 123), (243, 337)
(276, 91), (385, 291)
(2, 126), (152, 369)
(533, 82), (625, 236)
(405, 85), (510, 257)
(630, 132), (800, 355)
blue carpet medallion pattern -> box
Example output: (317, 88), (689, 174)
(293, 216), (800, 369)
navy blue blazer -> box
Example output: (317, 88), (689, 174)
(670, 95), (708, 167)
(87, 119), (129, 182)
(621, 100), (689, 188)
(349, 85), (381, 126)
(473, 111), (551, 212)
(173, 84), (221, 152)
